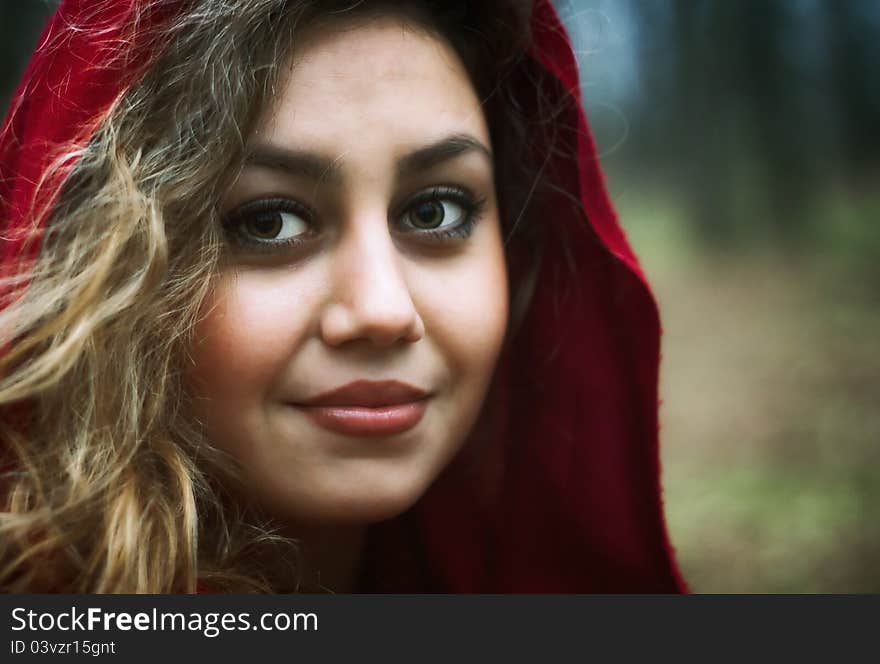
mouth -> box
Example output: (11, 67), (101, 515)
(290, 379), (431, 437)
(298, 379), (429, 407)
(293, 399), (430, 437)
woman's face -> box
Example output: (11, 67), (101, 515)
(187, 18), (508, 525)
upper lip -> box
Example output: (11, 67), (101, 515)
(294, 380), (430, 407)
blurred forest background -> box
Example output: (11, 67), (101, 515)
(559, 0), (879, 593)
(1, 0), (877, 592)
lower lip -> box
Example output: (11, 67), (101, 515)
(295, 399), (429, 437)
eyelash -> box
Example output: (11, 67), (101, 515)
(221, 186), (487, 254)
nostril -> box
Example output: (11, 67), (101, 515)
(406, 314), (425, 342)
(319, 301), (424, 347)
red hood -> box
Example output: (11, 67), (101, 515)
(0, 0), (686, 593)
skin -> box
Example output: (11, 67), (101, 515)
(186, 17), (508, 590)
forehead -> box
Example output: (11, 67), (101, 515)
(255, 17), (491, 152)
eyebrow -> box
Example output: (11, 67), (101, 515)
(396, 134), (493, 178)
(242, 133), (493, 184)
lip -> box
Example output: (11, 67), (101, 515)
(296, 380), (429, 407)
(291, 380), (431, 437)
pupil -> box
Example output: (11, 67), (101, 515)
(413, 201), (444, 228)
(250, 212), (282, 238)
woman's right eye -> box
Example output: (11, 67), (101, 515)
(222, 198), (313, 251)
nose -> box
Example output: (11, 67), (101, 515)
(319, 214), (424, 348)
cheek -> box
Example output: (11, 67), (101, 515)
(411, 233), (509, 383)
(187, 272), (313, 407)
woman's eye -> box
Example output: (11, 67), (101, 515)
(397, 187), (486, 241)
(223, 198), (312, 250)
(403, 199), (467, 231)
(244, 210), (308, 241)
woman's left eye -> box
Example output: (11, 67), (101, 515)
(397, 187), (486, 240)
(403, 199), (466, 231)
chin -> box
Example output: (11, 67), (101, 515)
(261, 471), (435, 527)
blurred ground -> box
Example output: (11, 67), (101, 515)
(621, 196), (880, 593)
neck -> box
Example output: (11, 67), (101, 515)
(289, 525), (366, 593)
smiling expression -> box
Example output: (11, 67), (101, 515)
(186, 17), (509, 526)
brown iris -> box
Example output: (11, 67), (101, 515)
(247, 212), (283, 239)
(409, 201), (445, 229)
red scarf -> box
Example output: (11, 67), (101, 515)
(1, 0), (686, 593)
